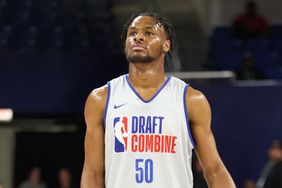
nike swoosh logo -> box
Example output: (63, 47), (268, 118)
(114, 103), (127, 109)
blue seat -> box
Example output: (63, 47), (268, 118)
(271, 37), (282, 53)
(0, 24), (13, 37)
(0, 25), (13, 50)
(12, 0), (33, 10)
(212, 26), (233, 40)
(18, 26), (38, 50)
(71, 26), (91, 49)
(213, 52), (244, 71)
(0, 0), (7, 10)
(12, 11), (32, 29)
(257, 64), (282, 79)
(244, 38), (271, 53)
(210, 38), (243, 55)
(45, 26), (64, 49)
(252, 52), (281, 66)
(270, 25), (282, 37)
(0, 36), (10, 50)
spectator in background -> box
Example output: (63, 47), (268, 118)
(243, 179), (256, 188)
(0, 180), (3, 188)
(236, 52), (266, 80)
(257, 140), (282, 188)
(233, 1), (269, 40)
(57, 168), (73, 188)
(263, 159), (282, 188)
(18, 167), (47, 188)
(258, 140), (282, 188)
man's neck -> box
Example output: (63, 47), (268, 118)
(128, 61), (166, 89)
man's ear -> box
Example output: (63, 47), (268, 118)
(163, 40), (171, 53)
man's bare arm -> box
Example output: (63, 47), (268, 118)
(80, 86), (108, 188)
(187, 87), (236, 188)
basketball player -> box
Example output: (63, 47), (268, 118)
(80, 12), (236, 188)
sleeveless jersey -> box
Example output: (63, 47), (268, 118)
(104, 74), (195, 188)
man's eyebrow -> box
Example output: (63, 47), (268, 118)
(128, 25), (156, 30)
(128, 26), (137, 30)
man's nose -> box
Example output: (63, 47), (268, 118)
(133, 32), (144, 42)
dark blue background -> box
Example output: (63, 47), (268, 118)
(199, 84), (282, 187)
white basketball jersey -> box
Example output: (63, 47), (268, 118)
(104, 74), (195, 188)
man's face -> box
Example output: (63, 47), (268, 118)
(124, 16), (170, 64)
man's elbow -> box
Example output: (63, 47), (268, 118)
(203, 162), (235, 188)
(81, 167), (105, 188)
(203, 162), (222, 182)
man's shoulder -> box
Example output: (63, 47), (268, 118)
(88, 85), (108, 103)
(87, 75), (125, 106)
(186, 86), (206, 100)
(185, 86), (210, 111)
(84, 84), (108, 122)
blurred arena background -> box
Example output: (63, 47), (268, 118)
(0, 0), (282, 188)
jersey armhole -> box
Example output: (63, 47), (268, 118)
(103, 82), (111, 128)
(183, 84), (195, 148)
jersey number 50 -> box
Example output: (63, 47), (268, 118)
(135, 159), (153, 183)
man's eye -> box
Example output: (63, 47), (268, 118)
(145, 32), (153, 36)
(129, 32), (137, 36)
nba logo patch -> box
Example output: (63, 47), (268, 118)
(113, 117), (128, 152)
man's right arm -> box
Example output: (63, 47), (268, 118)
(80, 85), (108, 188)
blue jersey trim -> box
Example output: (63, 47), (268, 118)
(183, 84), (195, 148)
(125, 75), (172, 103)
(103, 82), (111, 128)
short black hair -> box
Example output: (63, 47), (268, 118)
(271, 140), (282, 149)
(247, 1), (256, 8)
(246, 1), (257, 12)
(121, 12), (177, 65)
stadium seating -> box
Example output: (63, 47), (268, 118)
(0, 0), (125, 115)
(210, 25), (282, 79)
(0, 0), (116, 52)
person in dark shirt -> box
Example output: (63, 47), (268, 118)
(243, 179), (256, 188)
(233, 1), (269, 39)
(236, 52), (266, 80)
(0, 180), (3, 188)
(18, 167), (47, 188)
(57, 168), (74, 188)
(257, 140), (282, 188)
(263, 141), (282, 188)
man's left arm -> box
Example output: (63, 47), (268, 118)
(186, 87), (236, 188)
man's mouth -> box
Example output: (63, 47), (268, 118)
(132, 45), (146, 51)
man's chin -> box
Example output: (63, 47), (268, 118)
(127, 55), (154, 64)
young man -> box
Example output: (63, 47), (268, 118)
(80, 12), (236, 188)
